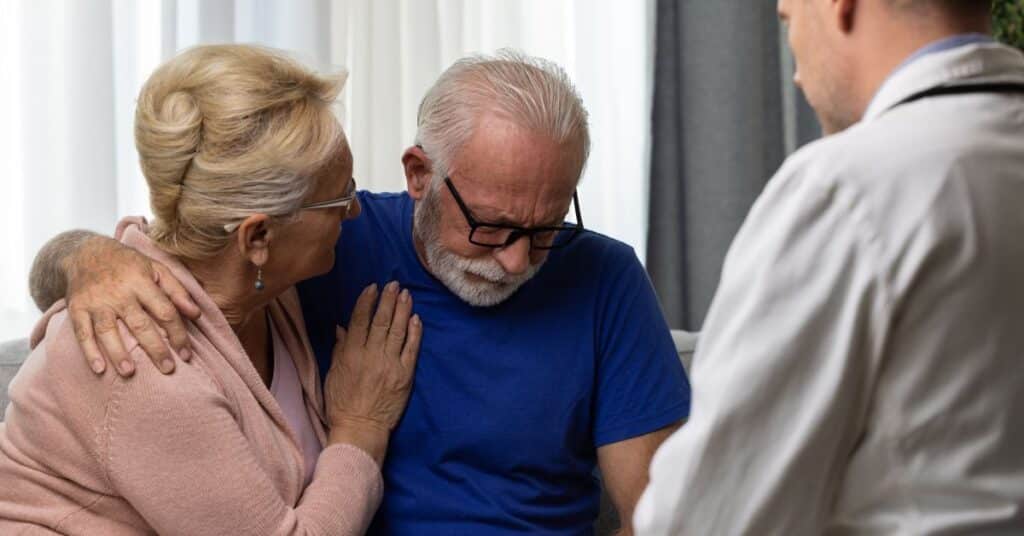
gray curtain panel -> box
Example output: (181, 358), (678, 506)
(646, 0), (821, 331)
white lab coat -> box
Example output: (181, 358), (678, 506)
(634, 43), (1024, 535)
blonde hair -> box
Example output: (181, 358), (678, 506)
(135, 44), (347, 259)
(415, 49), (590, 179)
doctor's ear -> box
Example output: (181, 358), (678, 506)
(831, 0), (857, 34)
(236, 214), (272, 266)
(402, 145), (434, 201)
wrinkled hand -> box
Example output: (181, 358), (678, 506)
(324, 281), (422, 461)
(66, 236), (201, 376)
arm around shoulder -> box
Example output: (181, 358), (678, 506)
(29, 230), (105, 312)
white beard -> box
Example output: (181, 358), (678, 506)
(413, 185), (543, 307)
(422, 237), (542, 307)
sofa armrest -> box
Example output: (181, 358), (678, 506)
(0, 338), (30, 420)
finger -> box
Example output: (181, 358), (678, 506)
(346, 284), (378, 348)
(92, 310), (135, 377)
(368, 281), (400, 349)
(399, 314), (423, 370)
(123, 304), (175, 374)
(329, 325), (348, 365)
(384, 289), (413, 358)
(70, 307), (106, 374)
(153, 262), (201, 320)
(138, 285), (191, 362)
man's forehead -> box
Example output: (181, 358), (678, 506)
(451, 174), (575, 223)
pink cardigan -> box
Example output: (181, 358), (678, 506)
(0, 221), (382, 535)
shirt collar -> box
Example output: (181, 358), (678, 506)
(864, 33), (994, 115)
(895, 34), (994, 74)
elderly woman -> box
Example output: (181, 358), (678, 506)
(0, 45), (419, 535)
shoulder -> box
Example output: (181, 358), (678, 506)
(354, 191), (411, 222)
(767, 106), (1012, 270)
(357, 190), (409, 204)
(7, 311), (197, 457)
(102, 348), (232, 462)
(780, 98), (1007, 207)
(24, 309), (140, 394)
(339, 191), (412, 249)
(550, 230), (640, 277)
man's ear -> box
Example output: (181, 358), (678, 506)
(402, 145), (433, 201)
(832, 0), (857, 34)
(236, 214), (272, 267)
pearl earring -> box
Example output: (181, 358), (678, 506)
(255, 267), (265, 291)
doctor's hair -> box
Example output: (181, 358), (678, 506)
(888, 0), (992, 16)
(414, 49), (590, 181)
(135, 44), (347, 259)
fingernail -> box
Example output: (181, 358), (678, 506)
(412, 315), (421, 327)
(91, 360), (106, 374)
(386, 281), (399, 293)
(364, 283), (377, 295)
(160, 359), (175, 374)
(400, 289), (410, 303)
(179, 348), (192, 361)
(118, 360), (135, 375)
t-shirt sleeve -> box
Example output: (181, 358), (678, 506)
(592, 247), (691, 447)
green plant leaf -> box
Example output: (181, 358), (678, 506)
(994, 0), (1024, 49)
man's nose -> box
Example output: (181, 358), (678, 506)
(492, 236), (531, 276)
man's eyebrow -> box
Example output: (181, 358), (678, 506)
(470, 206), (566, 228)
(470, 207), (520, 227)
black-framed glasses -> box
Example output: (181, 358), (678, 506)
(444, 177), (584, 250)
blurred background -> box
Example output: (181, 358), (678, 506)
(1, 1), (1021, 341)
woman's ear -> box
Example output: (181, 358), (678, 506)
(402, 145), (433, 201)
(236, 214), (272, 267)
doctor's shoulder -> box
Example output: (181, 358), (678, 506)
(766, 113), (942, 203)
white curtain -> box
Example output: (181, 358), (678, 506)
(0, 0), (654, 341)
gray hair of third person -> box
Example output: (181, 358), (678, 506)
(414, 49), (591, 180)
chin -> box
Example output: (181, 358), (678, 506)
(452, 278), (522, 308)
(307, 251), (336, 279)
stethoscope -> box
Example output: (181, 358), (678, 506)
(890, 81), (1024, 109)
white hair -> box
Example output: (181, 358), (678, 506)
(414, 49), (590, 178)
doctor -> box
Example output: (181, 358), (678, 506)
(636, 0), (1024, 534)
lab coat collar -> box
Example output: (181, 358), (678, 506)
(863, 42), (1024, 123)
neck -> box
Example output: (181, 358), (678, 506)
(185, 256), (271, 329)
(854, 7), (991, 113)
(182, 254), (276, 384)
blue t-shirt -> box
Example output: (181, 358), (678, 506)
(297, 191), (690, 535)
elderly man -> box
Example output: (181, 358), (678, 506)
(29, 51), (689, 535)
(635, 0), (1024, 534)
